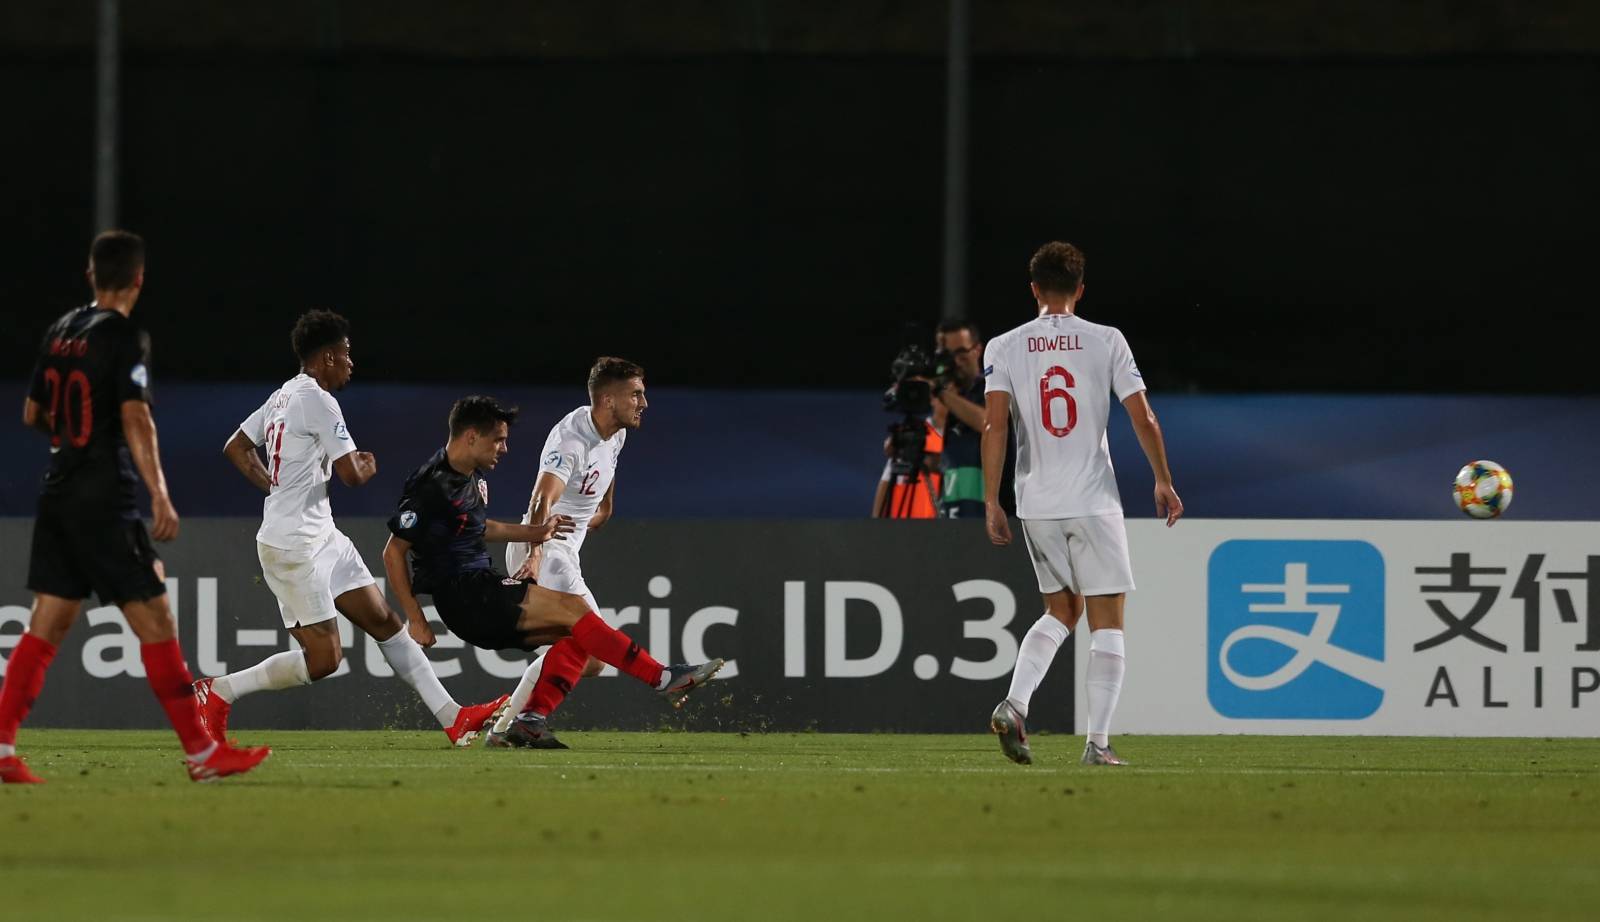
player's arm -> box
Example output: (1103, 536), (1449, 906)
(122, 400), (179, 541)
(485, 516), (575, 546)
(589, 481), (616, 531)
(21, 397), (52, 436)
(332, 451), (378, 487)
(1122, 391), (1183, 527)
(381, 534), (434, 647)
(981, 392), (1013, 546)
(222, 429), (272, 493)
(509, 468), (570, 578)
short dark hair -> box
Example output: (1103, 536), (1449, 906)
(290, 310), (351, 363)
(89, 230), (145, 290)
(1029, 241), (1086, 295)
(587, 356), (645, 396)
(937, 319), (981, 342)
(449, 395), (519, 437)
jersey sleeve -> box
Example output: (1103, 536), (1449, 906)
(306, 391), (358, 462)
(237, 397), (271, 445)
(387, 476), (436, 544)
(114, 327), (152, 405)
(982, 339), (1013, 396)
(1109, 329), (1146, 400)
(538, 437), (584, 485)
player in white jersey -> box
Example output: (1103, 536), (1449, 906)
(487, 357), (722, 748)
(982, 242), (1183, 767)
(194, 311), (508, 747)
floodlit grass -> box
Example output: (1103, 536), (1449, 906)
(2, 731), (1598, 921)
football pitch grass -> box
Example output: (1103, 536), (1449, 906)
(2, 732), (1597, 921)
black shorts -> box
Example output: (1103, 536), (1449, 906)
(430, 569), (534, 651)
(27, 496), (165, 605)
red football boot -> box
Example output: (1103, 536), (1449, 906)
(446, 694), (511, 748)
(186, 742), (271, 782)
(192, 677), (231, 745)
(0, 755), (45, 784)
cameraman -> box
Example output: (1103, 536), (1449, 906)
(926, 320), (987, 518)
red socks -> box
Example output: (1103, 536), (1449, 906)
(571, 612), (664, 688)
(0, 633), (58, 746)
(527, 637), (588, 716)
(140, 640), (213, 757)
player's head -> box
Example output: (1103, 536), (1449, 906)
(588, 357), (647, 431)
(1028, 241), (1086, 307)
(87, 230), (145, 296)
(291, 310), (354, 390)
(448, 395), (519, 469)
(936, 320), (983, 383)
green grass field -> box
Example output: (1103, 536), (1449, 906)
(2, 731), (1597, 921)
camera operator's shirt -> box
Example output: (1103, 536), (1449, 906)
(939, 375), (986, 507)
(984, 313), (1144, 519)
(531, 406), (626, 554)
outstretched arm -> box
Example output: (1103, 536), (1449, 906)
(122, 400), (179, 541)
(982, 392), (1013, 546)
(223, 429), (272, 494)
(1122, 391), (1183, 527)
(485, 516), (575, 545)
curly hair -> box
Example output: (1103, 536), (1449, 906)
(290, 310), (351, 362)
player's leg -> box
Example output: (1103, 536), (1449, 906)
(1081, 593), (1127, 764)
(512, 583), (723, 706)
(121, 593), (271, 780)
(991, 519), (1081, 764)
(196, 541), (331, 741)
(1074, 513), (1134, 766)
(3, 503), (93, 781)
(493, 552), (601, 738)
(0, 594), (81, 783)
(335, 582), (507, 747)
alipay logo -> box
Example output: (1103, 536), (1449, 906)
(1207, 540), (1385, 720)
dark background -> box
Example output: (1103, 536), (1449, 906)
(4, 1), (1597, 394)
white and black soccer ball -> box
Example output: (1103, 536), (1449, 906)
(1453, 460), (1513, 519)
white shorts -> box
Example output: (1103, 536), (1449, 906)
(257, 529), (375, 630)
(1020, 513), (1135, 596)
(536, 542), (599, 612)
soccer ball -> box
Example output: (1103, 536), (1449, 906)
(1454, 460), (1513, 519)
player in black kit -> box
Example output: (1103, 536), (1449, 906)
(382, 396), (722, 748)
(0, 231), (270, 784)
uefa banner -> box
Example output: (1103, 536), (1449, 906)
(1087, 519), (1600, 737)
(0, 519), (1066, 733)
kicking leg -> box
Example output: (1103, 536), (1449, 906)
(337, 585), (506, 747)
(1081, 593), (1128, 765)
(0, 594), (79, 783)
(513, 585), (723, 707)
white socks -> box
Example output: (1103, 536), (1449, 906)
(378, 629), (460, 729)
(213, 651), (311, 703)
(494, 651), (548, 733)
(1006, 614), (1070, 719)
(1085, 629), (1126, 748)
(0, 744), (15, 758)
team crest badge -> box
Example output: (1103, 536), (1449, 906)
(398, 511), (417, 529)
(478, 479), (489, 505)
